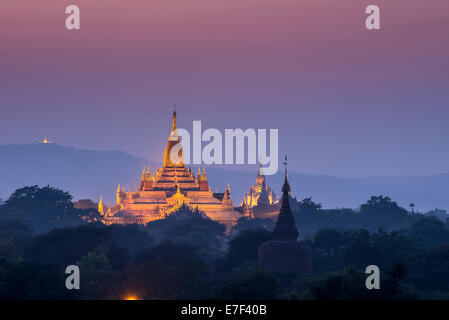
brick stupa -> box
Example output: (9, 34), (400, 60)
(258, 157), (313, 273)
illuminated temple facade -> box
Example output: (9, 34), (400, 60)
(98, 110), (243, 226)
(242, 166), (279, 208)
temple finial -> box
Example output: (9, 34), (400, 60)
(283, 155), (288, 176)
(272, 154), (298, 241)
(282, 155), (290, 195)
(172, 105), (177, 131)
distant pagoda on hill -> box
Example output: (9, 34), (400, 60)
(99, 108), (242, 226)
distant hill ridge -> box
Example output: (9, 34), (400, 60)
(0, 143), (448, 212)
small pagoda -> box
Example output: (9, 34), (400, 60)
(258, 156), (313, 273)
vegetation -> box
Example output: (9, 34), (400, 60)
(0, 185), (448, 299)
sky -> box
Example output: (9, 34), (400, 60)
(1, 0), (448, 177)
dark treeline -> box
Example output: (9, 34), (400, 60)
(0, 185), (449, 299)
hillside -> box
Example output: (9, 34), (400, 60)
(0, 143), (448, 212)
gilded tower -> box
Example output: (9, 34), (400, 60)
(163, 107), (185, 167)
(102, 109), (242, 226)
(242, 165), (278, 208)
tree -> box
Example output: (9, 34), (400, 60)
(425, 208), (448, 222)
(308, 228), (415, 273)
(0, 185), (83, 233)
(298, 198), (322, 214)
(218, 229), (272, 271)
(146, 209), (225, 258)
(127, 241), (208, 299)
(0, 218), (34, 256)
(399, 217), (449, 248)
(0, 260), (69, 299)
(360, 196), (407, 215)
(212, 261), (276, 300)
(25, 224), (151, 268)
(0, 238), (19, 262)
(308, 265), (415, 300)
(408, 245), (449, 292)
(77, 250), (111, 271)
(231, 217), (275, 234)
(4, 185), (73, 212)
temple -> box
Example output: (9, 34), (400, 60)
(258, 156), (313, 273)
(242, 165), (278, 208)
(99, 109), (242, 226)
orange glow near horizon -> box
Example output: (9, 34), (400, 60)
(125, 295), (139, 300)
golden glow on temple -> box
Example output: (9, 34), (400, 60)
(99, 109), (243, 226)
(242, 165), (279, 208)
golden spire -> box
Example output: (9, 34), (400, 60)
(98, 196), (104, 215)
(171, 105), (177, 132)
(224, 184), (231, 199)
(141, 166), (147, 181)
(201, 167), (207, 181)
(163, 108), (184, 167)
(117, 184), (122, 205)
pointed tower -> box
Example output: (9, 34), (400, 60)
(257, 180), (271, 208)
(222, 184), (234, 210)
(141, 166), (146, 181)
(199, 167), (209, 191)
(258, 156), (313, 273)
(139, 165), (153, 191)
(98, 196), (104, 215)
(163, 106), (184, 167)
(117, 183), (122, 205)
(272, 156), (298, 241)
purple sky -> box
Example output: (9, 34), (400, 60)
(1, 0), (448, 177)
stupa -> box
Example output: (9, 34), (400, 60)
(258, 156), (313, 273)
